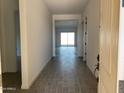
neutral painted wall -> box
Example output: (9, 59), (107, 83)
(76, 20), (83, 57)
(117, 1), (124, 93)
(0, 51), (2, 93)
(118, 0), (124, 81)
(55, 30), (60, 47)
(53, 14), (83, 57)
(82, 0), (100, 74)
(19, 0), (52, 89)
(0, 0), (2, 75)
(0, 0), (2, 49)
(0, 0), (19, 72)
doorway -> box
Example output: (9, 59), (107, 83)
(0, 0), (22, 91)
(55, 20), (78, 56)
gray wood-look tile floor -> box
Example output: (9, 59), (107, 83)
(3, 47), (97, 93)
(119, 81), (124, 93)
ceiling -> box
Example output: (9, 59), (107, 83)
(43, 0), (89, 14)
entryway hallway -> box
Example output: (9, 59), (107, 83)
(5, 47), (97, 93)
(0, 0), (121, 92)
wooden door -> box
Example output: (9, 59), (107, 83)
(98, 0), (120, 93)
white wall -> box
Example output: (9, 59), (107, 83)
(52, 14), (83, 57)
(0, 0), (2, 75)
(118, 0), (124, 81)
(82, 0), (100, 74)
(117, 1), (124, 93)
(19, 0), (52, 89)
(77, 20), (83, 56)
(0, 0), (19, 72)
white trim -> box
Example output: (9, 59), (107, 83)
(19, 0), (29, 89)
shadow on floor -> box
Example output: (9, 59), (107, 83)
(2, 72), (21, 88)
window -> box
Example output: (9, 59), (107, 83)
(60, 32), (75, 46)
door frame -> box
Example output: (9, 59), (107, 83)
(52, 15), (82, 56)
(83, 17), (88, 63)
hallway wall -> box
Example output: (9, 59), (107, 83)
(0, 0), (19, 73)
(76, 20), (83, 57)
(19, 0), (52, 89)
(118, 0), (124, 81)
(82, 0), (100, 74)
(117, 1), (124, 92)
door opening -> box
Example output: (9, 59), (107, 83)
(0, 1), (22, 91)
